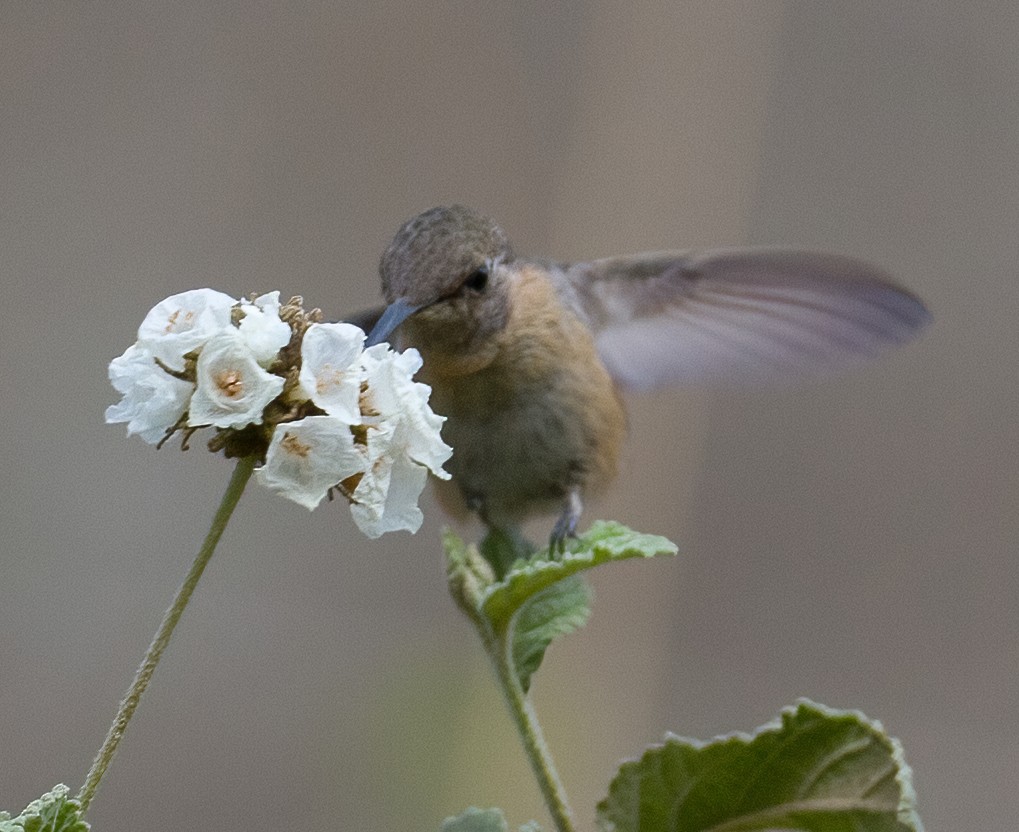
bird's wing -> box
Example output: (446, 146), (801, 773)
(565, 248), (931, 390)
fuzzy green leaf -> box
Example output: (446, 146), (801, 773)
(445, 521), (676, 690)
(441, 807), (508, 832)
(596, 700), (923, 832)
(444, 528), (495, 624)
(481, 521), (677, 629)
(0, 785), (89, 832)
(440, 807), (541, 832)
(512, 575), (592, 692)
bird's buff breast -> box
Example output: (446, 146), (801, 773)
(418, 267), (627, 526)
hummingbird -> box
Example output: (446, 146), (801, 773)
(352, 204), (930, 549)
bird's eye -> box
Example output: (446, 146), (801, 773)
(463, 265), (489, 293)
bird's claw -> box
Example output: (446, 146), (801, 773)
(549, 491), (583, 555)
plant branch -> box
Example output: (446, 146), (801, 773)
(76, 455), (257, 813)
(482, 620), (577, 832)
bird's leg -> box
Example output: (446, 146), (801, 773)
(549, 489), (583, 554)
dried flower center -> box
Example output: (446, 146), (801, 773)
(280, 431), (311, 458)
(216, 369), (244, 398)
(164, 308), (196, 334)
(316, 365), (344, 394)
(359, 383), (379, 417)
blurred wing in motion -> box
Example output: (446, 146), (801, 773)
(566, 248), (931, 390)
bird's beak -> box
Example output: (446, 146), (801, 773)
(365, 297), (421, 347)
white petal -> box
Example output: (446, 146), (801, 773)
(350, 420), (399, 509)
(351, 452), (428, 537)
(238, 292), (292, 366)
(105, 344), (193, 444)
(298, 323), (366, 422)
(252, 291), (281, 313)
(360, 344), (452, 477)
(255, 416), (367, 510)
(359, 344), (422, 415)
(188, 331), (285, 428)
(137, 289), (237, 370)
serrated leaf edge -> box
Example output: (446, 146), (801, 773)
(481, 521), (677, 626)
(601, 699), (922, 832)
(0, 784), (89, 832)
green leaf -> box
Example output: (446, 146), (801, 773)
(0, 785), (89, 832)
(440, 807), (541, 832)
(596, 700), (923, 832)
(481, 521), (677, 630)
(444, 527), (498, 628)
(441, 807), (508, 832)
(512, 575), (592, 692)
(445, 521), (676, 690)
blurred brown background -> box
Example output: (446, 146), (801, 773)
(2, 2), (1016, 829)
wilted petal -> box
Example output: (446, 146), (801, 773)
(298, 322), (366, 422)
(255, 416), (367, 510)
(105, 344), (194, 444)
(137, 288), (237, 370)
(189, 331), (285, 428)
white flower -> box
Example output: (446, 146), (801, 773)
(297, 322), (366, 423)
(105, 344), (194, 443)
(336, 345), (452, 536)
(188, 330), (285, 428)
(349, 421), (430, 537)
(109, 287), (453, 539)
(359, 343), (452, 478)
(255, 416), (367, 510)
(254, 340), (451, 537)
(136, 288), (237, 370)
(237, 291), (292, 366)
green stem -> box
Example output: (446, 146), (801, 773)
(76, 456), (257, 814)
(482, 623), (577, 832)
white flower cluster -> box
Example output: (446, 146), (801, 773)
(106, 289), (452, 538)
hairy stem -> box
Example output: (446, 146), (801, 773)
(483, 622), (577, 832)
(77, 456), (256, 813)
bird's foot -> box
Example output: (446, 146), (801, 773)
(549, 491), (583, 555)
